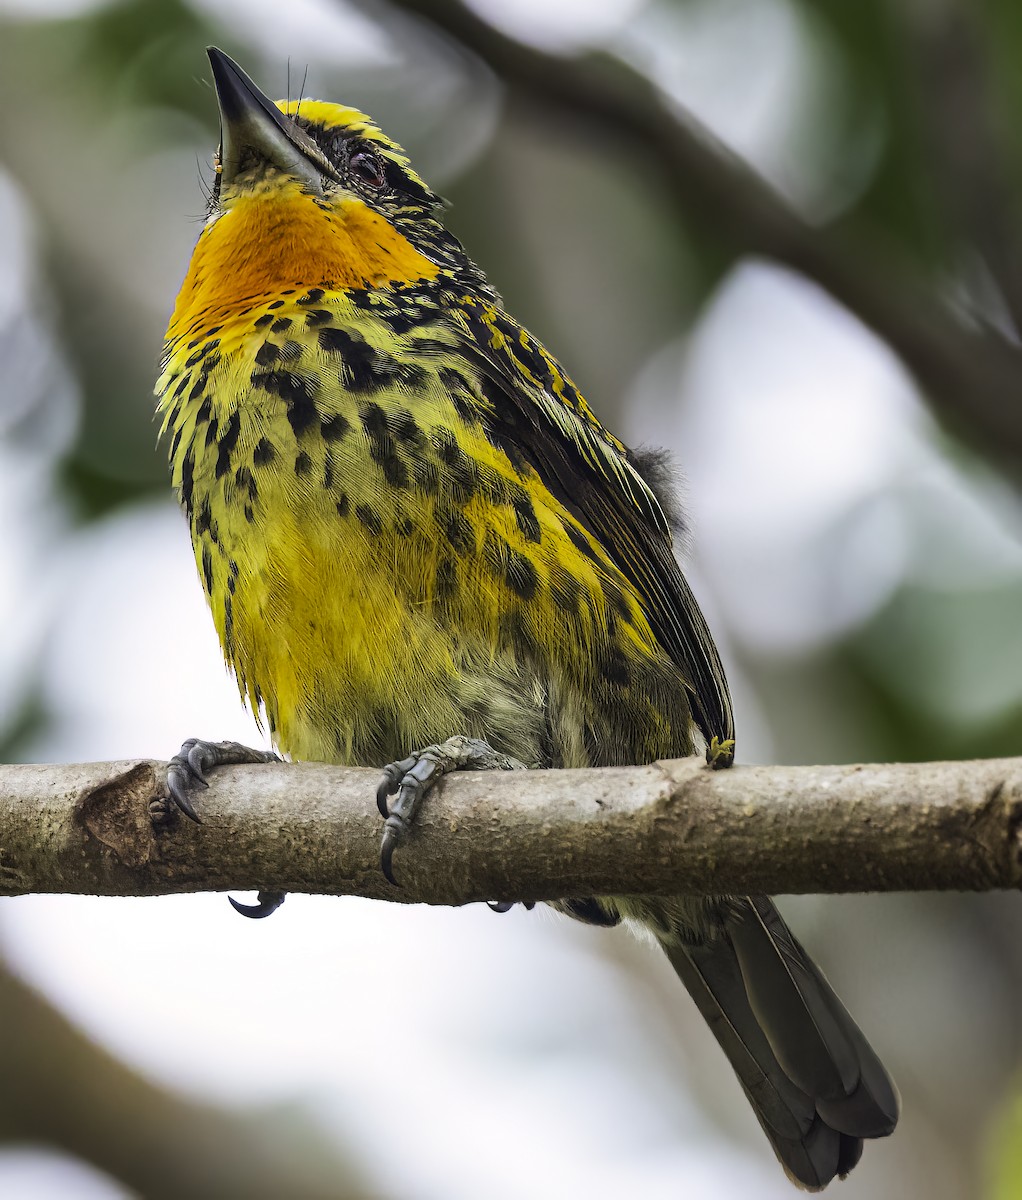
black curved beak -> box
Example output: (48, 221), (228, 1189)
(207, 47), (340, 191)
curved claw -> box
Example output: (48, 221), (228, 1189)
(229, 890), (287, 919)
(377, 774), (397, 819)
(380, 816), (404, 887)
(166, 769), (205, 824)
(377, 755), (417, 818)
(487, 900), (537, 914)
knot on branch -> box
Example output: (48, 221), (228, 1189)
(78, 761), (161, 869)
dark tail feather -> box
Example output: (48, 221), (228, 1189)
(655, 896), (898, 1191)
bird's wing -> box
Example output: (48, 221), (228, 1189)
(453, 296), (734, 756)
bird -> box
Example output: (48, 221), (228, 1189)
(156, 47), (899, 1189)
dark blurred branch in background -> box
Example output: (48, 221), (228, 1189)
(0, 956), (378, 1200)
(899, 1), (1022, 335)
(375, 0), (1022, 475)
(2, 755), (1021, 902)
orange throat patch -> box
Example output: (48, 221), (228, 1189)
(167, 183), (439, 341)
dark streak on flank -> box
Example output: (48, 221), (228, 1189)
(550, 566), (582, 613)
(443, 510), (475, 556)
(512, 490), (541, 543)
(505, 549), (539, 600)
(436, 556), (457, 602)
(356, 503), (382, 535)
(215, 411), (241, 479)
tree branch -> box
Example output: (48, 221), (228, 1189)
(2, 756), (1021, 902)
(0, 956), (378, 1200)
(372, 0), (1022, 475)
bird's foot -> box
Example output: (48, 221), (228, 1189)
(487, 900), (536, 914)
(706, 736), (735, 769)
(376, 735), (526, 886)
(159, 738), (284, 919)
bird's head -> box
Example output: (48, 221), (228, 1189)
(169, 48), (483, 338)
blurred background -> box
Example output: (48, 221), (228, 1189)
(2, 0), (1022, 1196)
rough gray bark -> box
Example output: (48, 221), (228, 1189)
(1, 756), (1020, 903)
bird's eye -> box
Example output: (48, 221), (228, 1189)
(350, 149), (387, 190)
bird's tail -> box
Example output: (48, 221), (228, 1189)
(646, 894), (899, 1190)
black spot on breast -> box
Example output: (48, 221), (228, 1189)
(244, 503), (255, 523)
(438, 367), (472, 393)
(550, 566), (582, 613)
(255, 342), (280, 367)
(320, 327), (376, 388)
(436, 556), (457, 602)
(512, 490), (541, 543)
(443, 510), (475, 556)
(323, 453), (334, 489)
(195, 396), (212, 425)
(254, 371), (320, 437)
(201, 544), (214, 593)
(295, 451), (312, 476)
(215, 411), (241, 479)
(414, 458), (440, 495)
(397, 516), (414, 536)
(379, 307), (422, 336)
(391, 410), (424, 447)
(406, 336), (451, 355)
(254, 313), (274, 328)
(505, 549), (539, 600)
(271, 317), (292, 333)
(319, 327), (410, 393)
(336, 493), (350, 517)
(185, 344), (207, 368)
(356, 503), (382, 535)
(480, 469), (512, 506)
(298, 288), (325, 304)
(605, 649), (631, 688)
(194, 498), (212, 535)
(234, 465), (258, 501)
(360, 402), (408, 488)
(180, 448), (195, 508)
(253, 437), (276, 465)
(433, 429), (479, 501)
(188, 378), (205, 402)
(305, 309), (332, 327)
(268, 300), (285, 310)
(321, 413), (350, 441)
(169, 425), (183, 461)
